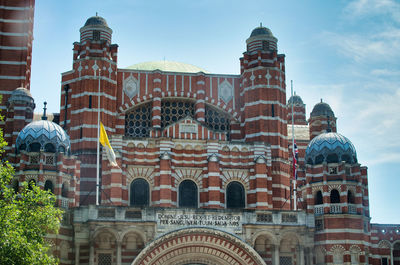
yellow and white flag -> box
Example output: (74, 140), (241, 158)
(99, 122), (118, 167)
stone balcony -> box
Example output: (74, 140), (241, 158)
(74, 206), (315, 236)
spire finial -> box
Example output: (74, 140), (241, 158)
(96, 12), (98, 16)
(320, 98), (323, 103)
(42, 101), (48, 120)
(260, 22), (262, 27)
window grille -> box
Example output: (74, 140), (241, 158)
(98, 253), (112, 265)
(30, 154), (39, 164)
(281, 213), (298, 223)
(205, 105), (230, 132)
(257, 213), (272, 223)
(161, 100), (194, 128)
(125, 103), (152, 138)
(45, 155), (55, 165)
(280, 256), (292, 265)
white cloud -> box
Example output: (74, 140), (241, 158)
(345, 0), (400, 23)
(321, 29), (400, 62)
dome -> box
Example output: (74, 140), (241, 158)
(310, 101), (334, 118)
(84, 15), (109, 27)
(8, 87), (34, 106)
(305, 132), (357, 165)
(125, 61), (209, 73)
(16, 120), (71, 154)
(250, 26), (274, 38)
(288, 94), (304, 105)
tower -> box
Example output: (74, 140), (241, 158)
(239, 25), (289, 208)
(0, 0), (35, 152)
(59, 15), (118, 204)
(309, 99), (337, 140)
(301, 132), (369, 264)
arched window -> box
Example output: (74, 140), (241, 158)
(44, 143), (56, 153)
(178, 180), (198, 208)
(44, 180), (54, 194)
(227, 181), (245, 208)
(28, 179), (36, 190)
(327, 153), (339, 163)
(342, 154), (351, 164)
(125, 103), (152, 138)
(61, 182), (68, 198)
(330, 189), (340, 203)
(161, 100), (195, 128)
(12, 180), (19, 193)
(205, 104), (231, 133)
(29, 142), (41, 152)
(315, 190), (323, 205)
(315, 154), (324, 164)
(347, 190), (355, 204)
(130, 178), (149, 207)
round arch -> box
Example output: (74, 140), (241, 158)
(131, 228), (266, 265)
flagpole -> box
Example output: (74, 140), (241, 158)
(96, 69), (101, 206)
(291, 80), (297, 211)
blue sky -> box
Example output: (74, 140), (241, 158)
(30, 0), (400, 223)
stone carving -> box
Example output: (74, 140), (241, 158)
(123, 75), (139, 99)
(218, 79), (233, 103)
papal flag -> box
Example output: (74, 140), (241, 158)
(99, 122), (118, 167)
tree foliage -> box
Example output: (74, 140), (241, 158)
(0, 127), (63, 264)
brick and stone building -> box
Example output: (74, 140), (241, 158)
(3, 12), (400, 265)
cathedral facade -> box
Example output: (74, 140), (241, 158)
(1, 4), (400, 265)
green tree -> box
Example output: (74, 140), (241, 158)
(0, 128), (63, 264)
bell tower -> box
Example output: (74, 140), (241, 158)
(59, 15), (119, 204)
(239, 25), (289, 209)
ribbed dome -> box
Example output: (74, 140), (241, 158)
(125, 61), (209, 73)
(250, 26), (274, 38)
(305, 132), (357, 165)
(288, 94), (304, 105)
(16, 120), (70, 153)
(84, 16), (109, 27)
(310, 101), (334, 118)
(8, 87), (34, 106)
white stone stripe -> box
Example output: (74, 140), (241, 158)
(0, 45), (28, 50)
(0, 32), (28, 36)
(0, 5), (32, 10)
(71, 91), (116, 100)
(248, 188), (269, 193)
(71, 108), (117, 116)
(0, 75), (25, 79)
(0, 60), (27, 65)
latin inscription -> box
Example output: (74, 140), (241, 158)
(179, 123), (198, 134)
(157, 212), (241, 230)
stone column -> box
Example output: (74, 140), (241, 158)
(391, 246), (394, 265)
(75, 243), (80, 265)
(89, 241), (94, 265)
(274, 245), (280, 265)
(307, 248), (314, 265)
(299, 246), (305, 265)
(117, 241), (122, 265)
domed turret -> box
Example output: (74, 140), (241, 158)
(80, 14), (112, 43)
(288, 94), (304, 106)
(16, 120), (71, 153)
(309, 99), (337, 140)
(246, 24), (277, 52)
(305, 132), (357, 165)
(287, 92), (307, 125)
(8, 87), (35, 107)
(310, 100), (334, 118)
